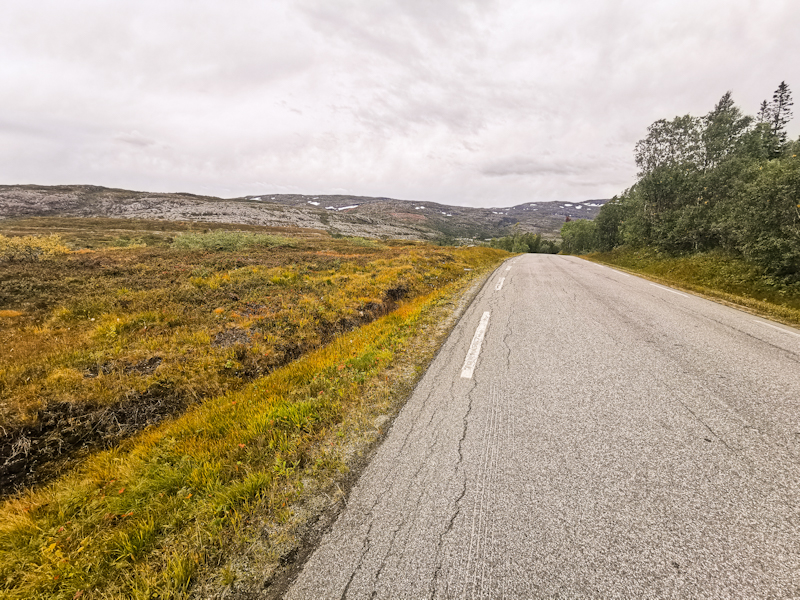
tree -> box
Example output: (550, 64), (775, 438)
(701, 91), (753, 169)
(592, 198), (626, 251)
(757, 100), (771, 123)
(560, 220), (597, 254)
(586, 83), (798, 275)
(634, 115), (703, 176)
(770, 81), (793, 145)
(759, 81), (794, 157)
(722, 158), (800, 277)
(488, 227), (553, 254)
(511, 238), (529, 253)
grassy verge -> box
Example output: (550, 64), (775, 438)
(585, 248), (800, 326)
(0, 226), (504, 493)
(194, 267), (491, 598)
(0, 226), (506, 598)
(0, 267), (500, 600)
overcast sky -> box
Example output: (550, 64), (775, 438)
(1, 1), (798, 207)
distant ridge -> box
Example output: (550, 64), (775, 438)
(0, 184), (608, 240)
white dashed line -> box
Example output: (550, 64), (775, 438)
(754, 320), (800, 338)
(616, 271), (631, 277)
(495, 277), (505, 291)
(650, 283), (690, 298)
(461, 312), (491, 379)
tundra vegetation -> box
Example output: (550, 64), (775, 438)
(0, 221), (507, 598)
(561, 82), (800, 322)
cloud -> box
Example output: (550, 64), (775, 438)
(0, 0), (798, 206)
(480, 157), (582, 178)
(114, 131), (157, 148)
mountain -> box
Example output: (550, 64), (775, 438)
(0, 184), (608, 240)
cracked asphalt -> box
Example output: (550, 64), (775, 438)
(284, 254), (800, 599)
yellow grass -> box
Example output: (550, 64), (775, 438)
(0, 281), (494, 599)
(0, 231), (507, 599)
(586, 249), (800, 326)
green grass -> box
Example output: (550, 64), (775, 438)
(0, 275), (501, 600)
(0, 223), (508, 598)
(170, 231), (296, 251)
(586, 248), (800, 325)
(1, 233), (502, 432)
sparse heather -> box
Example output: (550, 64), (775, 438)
(0, 226), (504, 491)
(0, 223), (507, 599)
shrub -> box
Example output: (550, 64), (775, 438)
(171, 231), (295, 251)
(0, 234), (69, 261)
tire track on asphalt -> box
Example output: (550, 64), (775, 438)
(456, 381), (518, 599)
(285, 254), (800, 599)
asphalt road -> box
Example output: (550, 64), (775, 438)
(285, 254), (800, 599)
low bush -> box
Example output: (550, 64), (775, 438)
(0, 234), (69, 261)
(171, 231), (295, 251)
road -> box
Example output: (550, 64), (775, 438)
(285, 254), (800, 599)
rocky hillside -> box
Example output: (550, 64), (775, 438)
(0, 184), (607, 240)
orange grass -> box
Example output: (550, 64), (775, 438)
(0, 277), (498, 599)
(0, 232), (506, 599)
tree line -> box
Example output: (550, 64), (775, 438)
(489, 228), (561, 254)
(561, 82), (799, 280)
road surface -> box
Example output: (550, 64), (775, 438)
(285, 254), (800, 599)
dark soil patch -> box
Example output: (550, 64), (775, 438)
(0, 392), (192, 498)
(0, 299), (399, 499)
(330, 299), (398, 338)
(126, 356), (163, 375)
(84, 362), (114, 378)
(212, 328), (254, 349)
(84, 356), (163, 378)
(383, 284), (408, 302)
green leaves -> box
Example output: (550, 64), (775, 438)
(560, 220), (597, 255)
(577, 84), (799, 283)
(489, 227), (559, 254)
(634, 115), (703, 177)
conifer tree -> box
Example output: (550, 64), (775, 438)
(757, 100), (771, 123)
(702, 91), (752, 169)
(769, 81), (793, 146)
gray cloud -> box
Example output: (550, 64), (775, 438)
(0, 0), (798, 206)
(480, 157), (582, 178)
(114, 131), (157, 148)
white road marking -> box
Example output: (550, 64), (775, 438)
(495, 277), (505, 291)
(505, 266), (511, 271)
(650, 283), (690, 298)
(616, 271), (631, 277)
(754, 320), (800, 338)
(461, 312), (491, 379)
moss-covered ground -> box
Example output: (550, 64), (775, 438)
(0, 222), (507, 598)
